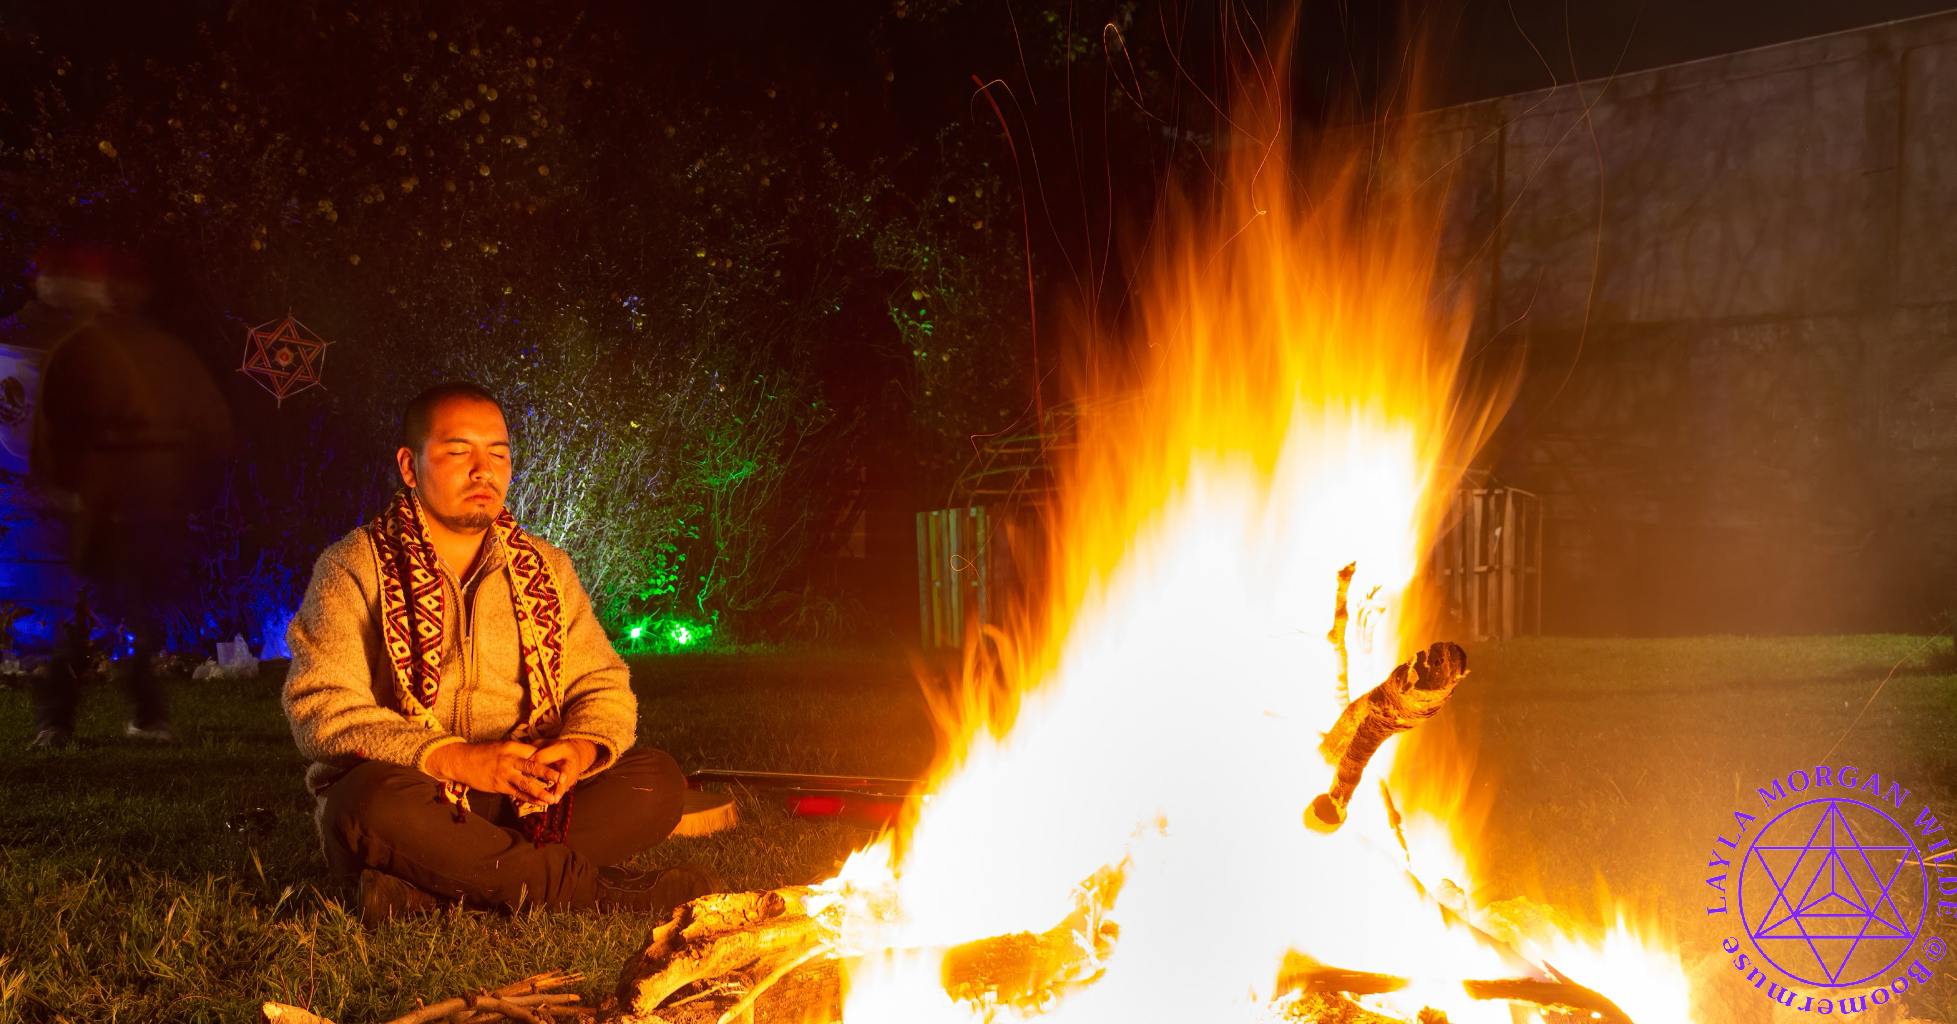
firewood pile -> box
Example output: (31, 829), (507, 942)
(601, 637), (1638, 1024)
(606, 868), (1637, 1024)
(259, 971), (595, 1024)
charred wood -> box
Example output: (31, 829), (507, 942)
(1276, 952), (1408, 997)
(1327, 561), (1357, 705)
(613, 889), (826, 1021)
(1461, 978), (1636, 1024)
(939, 919), (1118, 1007)
(1306, 642), (1467, 833)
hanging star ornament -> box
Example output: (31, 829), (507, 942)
(240, 314), (332, 405)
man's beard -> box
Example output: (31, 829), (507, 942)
(425, 501), (498, 533)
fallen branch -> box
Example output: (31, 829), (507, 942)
(376, 992), (582, 1024)
(468, 996), (550, 1024)
(489, 972), (586, 999)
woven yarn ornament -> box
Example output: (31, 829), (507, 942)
(240, 314), (332, 405)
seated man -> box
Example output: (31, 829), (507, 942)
(283, 382), (718, 924)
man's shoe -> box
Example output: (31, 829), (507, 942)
(27, 728), (70, 750)
(124, 721), (179, 742)
(359, 869), (441, 928)
(595, 863), (724, 915)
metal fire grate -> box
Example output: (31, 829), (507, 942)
(1434, 482), (1542, 640)
(916, 506), (997, 650)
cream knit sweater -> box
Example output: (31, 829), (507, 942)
(282, 526), (638, 799)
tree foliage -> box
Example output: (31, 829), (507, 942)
(0, 2), (1052, 643)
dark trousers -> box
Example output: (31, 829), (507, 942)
(33, 515), (184, 734)
(319, 747), (687, 909)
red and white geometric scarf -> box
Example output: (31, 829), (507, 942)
(368, 487), (573, 843)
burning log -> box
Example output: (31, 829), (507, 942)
(1305, 641), (1467, 834)
(614, 867), (1127, 1021)
(1275, 955), (1640, 1024)
(1275, 954), (1649, 1024)
(939, 918), (1119, 1007)
(604, 884), (1643, 1024)
(1461, 978), (1636, 1024)
(1276, 952), (1409, 997)
(612, 888), (831, 1022)
(938, 860), (1123, 1008)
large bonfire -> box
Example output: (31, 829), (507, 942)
(614, 44), (1696, 1024)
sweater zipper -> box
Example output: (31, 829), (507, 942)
(438, 568), (475, 739)
(460, 571), (476, 739)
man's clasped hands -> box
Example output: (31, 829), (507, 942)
(424, 737), (598, 805)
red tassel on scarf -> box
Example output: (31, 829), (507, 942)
(520, 785), (575, 847)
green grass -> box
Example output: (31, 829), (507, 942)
(0, 649), (936, 1023)
(0, 637), (1952, 1022)
(1456, 636), (1957, 1021)
(1460, 637), (1957, 910)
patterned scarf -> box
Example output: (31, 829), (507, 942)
(368, 487), (574, 844)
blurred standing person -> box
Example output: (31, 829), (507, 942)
(0, 250), (112, 351)
(25, 244), (234, 748)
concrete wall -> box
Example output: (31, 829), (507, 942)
(1406, 9), (1957, 633)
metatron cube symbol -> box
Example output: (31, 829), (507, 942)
(240, 314), (332, 405)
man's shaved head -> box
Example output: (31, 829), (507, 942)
(398, 382), (502, 452)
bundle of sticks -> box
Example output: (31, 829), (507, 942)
(259, 971), (592, 1024)
(611, 888), (1637, 1024)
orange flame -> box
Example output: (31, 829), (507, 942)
(817, 39), (1694, 1024)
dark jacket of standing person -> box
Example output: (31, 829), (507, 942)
(32, 309), (235, 530)
(24, 254), (235, 747)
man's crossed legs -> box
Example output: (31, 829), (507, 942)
(321, 747), (716, 921)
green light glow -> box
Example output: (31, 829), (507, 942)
(620, 615), (712, 653)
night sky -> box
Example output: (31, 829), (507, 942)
(10, 1), (1957, 130)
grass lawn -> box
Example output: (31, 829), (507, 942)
(0, 637), (1952, 1023)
